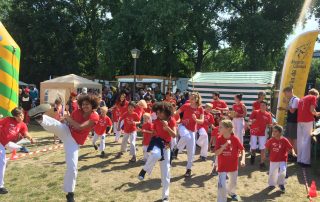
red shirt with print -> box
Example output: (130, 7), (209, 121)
(134, 106), (144, 120)
(297, 95), (317, 122)
(215, 134), (244, 172)
(179, 103), (204, 132)
(120, 112), (140, 134)
(70, 110), (99, 145)
(117, 101), (129, 117)
(112, 108), (121, 122)
(153, 117), (176, 143)
(249, 110), (272, 136)
(94, 115), (112, 135)
(197, 111), (215, 132)
(142, 122), (154, 146)
(232, 103), (246, 118)
(265, 137), (293, 162)
(0, 117), (28, 146)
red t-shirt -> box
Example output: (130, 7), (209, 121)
(173, 113), (180, 122)
(153, 117), (176, 143)
(145, 103), (153, 114)
(142, 122), (154, 146)
(69, 110), (99, 145)
(120, 112), (140, 133)
(117, 101), (129, 116)
(198, 111), (215, 132)
(215, 134), (244, 172)
(232, 103), (246, 118)
(179, 103), (204, 132)
(252, 100), (261, 111)
(211, 126), (219, 137)
(164, 99), (176, 105)
(265, 137), (293, 162)
(297, 95), (317, 122)
(249, 110), (272, 136)
(94, 115), (112, 135)
(0, 117), (28, 146)
(112, 108), (121, 122)
(212, 99), (228, 110)
(134, 106), (144, 120)
(71, 100), (78, 112)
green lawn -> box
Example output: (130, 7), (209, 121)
(1, 124), (319, 202)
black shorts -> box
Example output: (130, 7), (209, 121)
(284, 122), (297, 139)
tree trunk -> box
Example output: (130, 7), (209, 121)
(195, 40), (204, 72)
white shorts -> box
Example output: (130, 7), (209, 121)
(250, 135), (266, 150)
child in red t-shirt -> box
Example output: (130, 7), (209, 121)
(92, 107), (112, 158)
(116, 102), (141, 162)
(215, 120), (245, 202)
(0, 107), (35, 194)
(138, 102), (177, 202)
(265, 125), (296, 193)
(138, 113), (153, 162)
(196, 103), (215, 161)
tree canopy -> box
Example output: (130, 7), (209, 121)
(0, 0), (307, 84)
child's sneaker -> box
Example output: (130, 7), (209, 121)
(129, 156), (136, 163)
(268, 185), (276, 190)
(100, 151), (105, 158)
(230, 194), (240, 201)
(184, 169), (192, 177)
(259, 162), (266, 169)
(93, 144), (98, 150)
(211, 168), (218, 176)
(66, 192), (75, 202)
(279, 185), (285, 193)
(115, 152), (123, 158)
(162, 198), (169, 202)
(173, 148), (179, 159)
(138, 169), (146, 181)
(250, 153), (256, 165)
(199, 156), (207, 161)
(28, 104), (51, 119)
(0, 187), (8, 194)
(19, 146), (29, 153)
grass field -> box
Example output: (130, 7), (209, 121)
(1, 124), (319, 202)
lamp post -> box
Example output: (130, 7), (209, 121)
(131, 48), (140, 100)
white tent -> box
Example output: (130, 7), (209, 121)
(40, 74), (102, 104)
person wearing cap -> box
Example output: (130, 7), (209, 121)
(143, 88), (154, 100)
(21, 88), (33, 124)
(77, 87), (88, 100)
(196, 103), (215, 161)
(66, 92), (78, 115)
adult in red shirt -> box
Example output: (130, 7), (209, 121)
(116, 102), (141, 162)
(29, 95), (99, 202)
(138, 102), (177, 202)
(196, 103), (215, 161)
(252, 91), (266, 111)
(249, 101), (272, 169)
(112, 93), (129, 142)
(0, 107), (35, 194)
(163, 92), (177, 105)
(215, 120), (245, 202)
(231, 94), (247, 144)
(297, 88), (320, 166)
(66, 92), (78, 115)
(211, 91), (229, 115)
(92, 106), (113, 158)
(175, 92), (204, 177)
(265, 125), (296, 192)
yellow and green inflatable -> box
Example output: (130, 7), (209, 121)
(0, 22), (20, 117)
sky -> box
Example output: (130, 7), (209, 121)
(285, 15), (320, 49)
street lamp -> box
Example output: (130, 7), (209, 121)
(131, 48), (140, 100)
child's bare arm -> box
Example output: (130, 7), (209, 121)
(240, 149), (246, 167)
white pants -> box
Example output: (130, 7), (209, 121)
(196, 128), (208, 157)
(113, 122), (121, 141)
(143, 146), (170, 199)
(0, 141), (25, 188)
(143, 145), (149, 161)
(40, 115), (79, 193)
(92, 133), (106, 152)
(177, 125), (196, 169)
(120, 132), (137, 156)
(233, 118), (245, 144)
(250, 135), (266, 150)
(297, 122), (313, 165)
(268, 162), (286, 186)
(170, 138), (177, 150)
(217, 171), (238, 202)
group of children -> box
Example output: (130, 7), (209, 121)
(0, 91), (297, 202)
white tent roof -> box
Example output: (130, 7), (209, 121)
(42, 74), (100, 87)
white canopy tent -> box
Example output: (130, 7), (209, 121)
(40, 74), (102, 104)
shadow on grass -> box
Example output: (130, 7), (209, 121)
(114, 178), (161, 193)
(241, 187), (283, 201)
